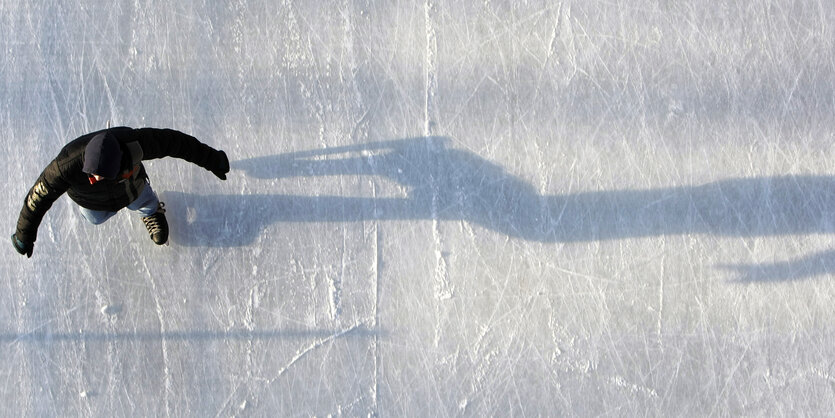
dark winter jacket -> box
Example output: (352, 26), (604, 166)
(15, 127), (229, 244)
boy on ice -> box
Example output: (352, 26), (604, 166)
(12, 127), (229, 257)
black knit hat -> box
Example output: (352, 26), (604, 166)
(83, 132), (122, 178)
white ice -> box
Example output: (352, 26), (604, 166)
(3, 1), (835, 416)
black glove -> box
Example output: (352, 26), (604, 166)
(212, 150), (230, 180)
(11, 234), (33, 258)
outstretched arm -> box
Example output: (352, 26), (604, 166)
(13, 159), (70, 257)
(134, 128), (230, 179)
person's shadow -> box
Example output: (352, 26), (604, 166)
(166, 137), (835, 281)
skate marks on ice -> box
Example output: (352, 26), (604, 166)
(169, 137), (835, 280)
(0, 325), (380, 345)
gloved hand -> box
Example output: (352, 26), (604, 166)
(11, 234), (33, 258)
(212, 150), (230, 180)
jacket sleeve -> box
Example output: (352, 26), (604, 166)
(15, 159), (70, 244)
(134, 128), (227, 173)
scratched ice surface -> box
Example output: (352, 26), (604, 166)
(2, 1), (835, 416)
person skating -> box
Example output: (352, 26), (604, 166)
(11, 127), (230, 257)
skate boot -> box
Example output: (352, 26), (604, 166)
(141, 202), (169, 245)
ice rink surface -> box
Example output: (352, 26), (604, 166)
(3, 0), (835, 416)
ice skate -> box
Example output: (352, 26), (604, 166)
(141, 202), (169, 245)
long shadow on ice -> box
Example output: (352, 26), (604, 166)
(0, 326), (379, 344)
(168, 137), (835, 280)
